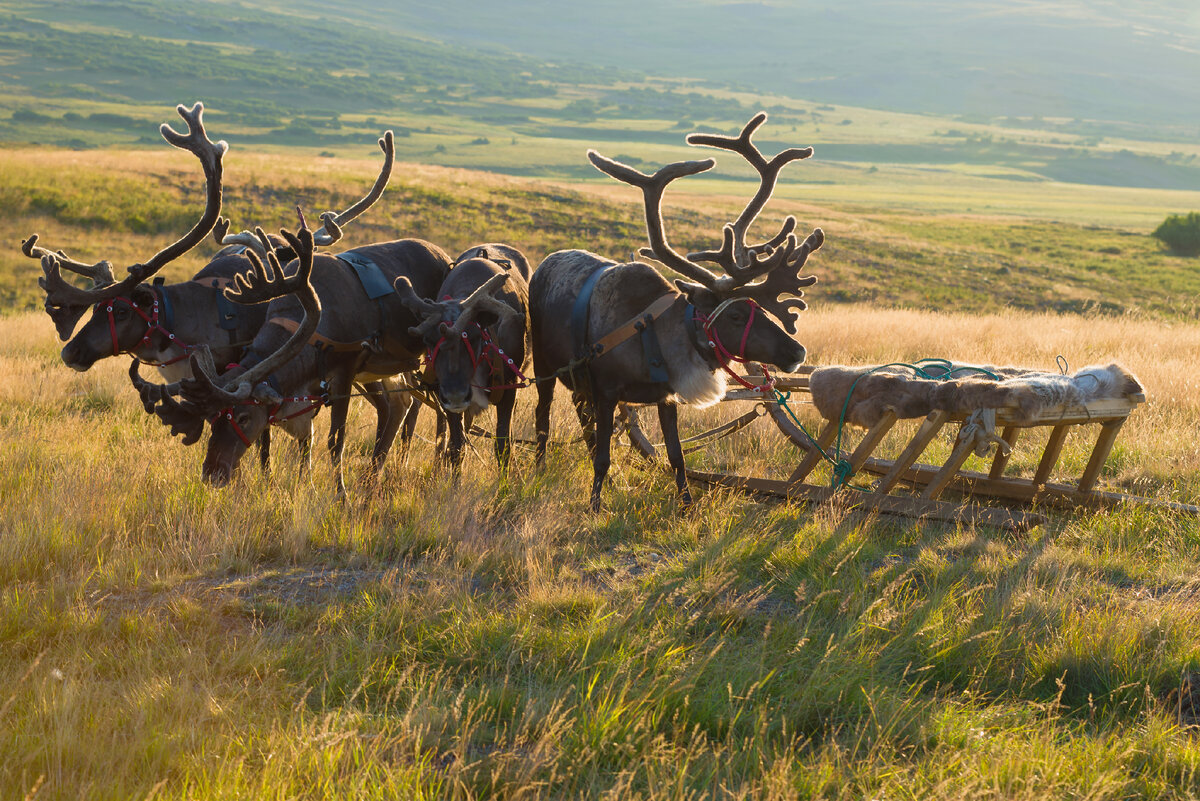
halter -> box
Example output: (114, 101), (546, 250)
(98, 289), (194, 367)
(425, 322), (529, 391)
(693, 297), (776, 393)
(211, 392), (327, 448)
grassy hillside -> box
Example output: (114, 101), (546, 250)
(2, 304), (1198, 799)
(3, 1), (1200, 196)
(4, 146), (1200, 320)
(341, 0), (1200, 134)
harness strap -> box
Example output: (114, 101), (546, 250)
(590, 292), (677, 358)
(265, 316), (367, 353)
(571, 264), (613, 362)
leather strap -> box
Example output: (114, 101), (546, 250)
(590, 292), (678, 358)
(571, 263), (613, 361)
(265, 316), (367, 353)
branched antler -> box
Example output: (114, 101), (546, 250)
(313, 130), (395, 246)
(23, 234), (115, 285)
(182, 212), (320, 407)
(26, 102), (227, 312)
(446, 272), (518, 336)
(586, 150), (727, 289)
(211, 216), (269, 258)
(396, 272), (518, 339)
(685, 112), (812, 281)
(728, 228), (823, 335)
(128, 359), (205, 445)
(589, 112), (824, 331)
(394, 277), (446, 340)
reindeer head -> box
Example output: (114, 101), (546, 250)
(189, 217), (320, 486)
(395, 269), (520, 413)
(589, 113), (823, 374)
(24, 103), (228, 365)
(134, 215), (320, 486)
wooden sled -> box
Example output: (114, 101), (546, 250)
(623, 365), (1200, 532)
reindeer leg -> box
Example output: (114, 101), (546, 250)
(572, 391), (597, 457)
(258, 429), (271, 475)
(535, 376), (555, 465)
(590, 393), (616, 512)
(446, 411), (466, 469)
(369, 377), (406, 475)
(657, 402), (691, 508)
(494, 387), (516, 468)
(325, 382), (353, 498)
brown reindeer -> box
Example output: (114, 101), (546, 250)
(167, 223), (452, 493)
(26, 103), (231, 372)
(395, 244), (531, 466)
(127, 132), (403, 464)
(530, 113), (823, 510)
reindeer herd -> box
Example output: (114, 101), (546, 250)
(25, 102), (825, 511)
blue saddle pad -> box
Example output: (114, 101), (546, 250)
(338, 251), (394, 300)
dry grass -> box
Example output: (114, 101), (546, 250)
(2, 304), (1199, 799)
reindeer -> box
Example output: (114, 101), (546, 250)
(395, 244), (531, 466)
(26, 103), (232, 375)
(530, 113), (823, 511)
(130, 131), (406, 465)
(159, 222), (453, 492)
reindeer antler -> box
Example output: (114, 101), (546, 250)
(394, 276), (446, 340)
(590, 112), (823, 332)
(313, 130), (395, 246)
(211, 216), (269, 258)
(128, 359), (205, 445)
(727, 228), (823, 335)
(446, 272), (518, 336)
(26, 102), (227, 311)
(396, 272), (519, 340)
(685, 112), (813, 282)
(586, 151), (725, 290)
(183, 213), (321, 406)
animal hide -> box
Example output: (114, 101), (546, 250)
(809, 362), (1143, 429)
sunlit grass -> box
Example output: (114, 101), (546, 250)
(2, 304), (1198, 799)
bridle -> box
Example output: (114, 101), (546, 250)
(425, 322), (529, 391)
(98, 288), (195, 367)
(211, 392), (327, 448)
(692, 297), (776, 393)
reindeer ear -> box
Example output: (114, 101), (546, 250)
(674, 279), (713, 305)
(131, 284), (156, 306)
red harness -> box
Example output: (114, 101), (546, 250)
(694, 299), (776, 394)
(212, 394), (327, 448)
(100, 292), (194, 367)
(425, 323), (529, 392)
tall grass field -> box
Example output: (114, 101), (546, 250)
(1, 149), (1199, 799)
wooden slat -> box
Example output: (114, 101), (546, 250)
(1076, 419), (1125, 494)
(853, 459), (1200, 515)
(988, 426), (1020, 479)
(1033, 424), (1071, 485)
(786, 421), (837, 485)
(685, 470), (1046, 532)
(847, 409), (898, 472)
(919, 434), (978, 500)
(875, 410), (949, 494)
